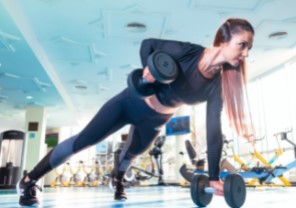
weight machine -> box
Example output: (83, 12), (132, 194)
(113, 136), (167, 187)
(180, 131), (296, 187)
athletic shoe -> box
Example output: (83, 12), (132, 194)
(16, 176), (42, 206)
(114, 179), (127, 201)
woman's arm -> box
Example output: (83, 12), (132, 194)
(205, 85), (223, 181)
(139, 38), (190, 67)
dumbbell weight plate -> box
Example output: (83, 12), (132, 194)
(147, 51), (179, 84)
(127, 69), (157, 98)
(224, 174), (246, 208)
(190, 174), (213, 207)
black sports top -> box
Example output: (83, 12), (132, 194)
(140, 38), (222, 107)
(140, 38), (223, 180)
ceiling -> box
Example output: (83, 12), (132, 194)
(0, 0), (296, 130)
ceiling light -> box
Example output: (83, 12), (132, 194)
(268, 31), (288, 40)
(26, 96), (33, 100)
(126, 22), (147, 33)
(75, 85), (87, 90)
(0, 72), (20, 79)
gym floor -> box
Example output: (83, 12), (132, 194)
(0, 185), (295, 208)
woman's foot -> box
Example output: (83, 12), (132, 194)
(16, 175), (42, 206)
(209, 180), (224, 196)
(113, 178), (127, 201)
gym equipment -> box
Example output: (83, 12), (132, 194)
(179, 139), (236, 183)
(179, 139), (232, 183)
(222, 135), (291, 186)
(180, 135), (296, 187)
(223, 136), (281, 172)
(222, 139), (253, 172)
(190, 173), (246, 208)
(129, 135), (166, 185)
(83, 159), (104, 187)
(128, 51), (179, 98)
(275, 129), (296, 158)
(247, 134), (289, 186)
(51, 159), (105, 188)
(220, 158), (237, 172)
(183, 162), (295, 187)
(51, 162), (72, 187)
(111, 135), (167, 188)
(70, 160), (86, 187)
(260, 129), (296, 185)
(0, 130), (25, 189)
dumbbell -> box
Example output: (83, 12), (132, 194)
(127, 51), (179, 98)
(190, 173), (246, 208)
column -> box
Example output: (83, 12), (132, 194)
(22, 107), (47, 173)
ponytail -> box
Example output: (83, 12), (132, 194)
(214, 18), (255, 141)
(221, 63), (254, 141)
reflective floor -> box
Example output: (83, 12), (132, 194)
(0, 185), (296, 207)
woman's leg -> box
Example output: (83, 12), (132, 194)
(28, 92), (129, 181)
(17, 89), (131, 206)
(113, 111), (172, 200)
(116, 125), (161, 180)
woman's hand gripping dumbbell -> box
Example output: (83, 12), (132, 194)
(127, 51), (179, 98)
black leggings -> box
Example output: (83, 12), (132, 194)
(28, 88), (173, 181)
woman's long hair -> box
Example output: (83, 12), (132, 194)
(214, 18), (255, 140)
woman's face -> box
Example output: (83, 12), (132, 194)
(221, 30), (254, 67)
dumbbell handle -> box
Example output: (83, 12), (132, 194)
(140, 78), (149, 84)
(140, 76), (157, 85)
(204, 187), (216, 194)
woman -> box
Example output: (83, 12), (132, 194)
(17, 17), (255, 206)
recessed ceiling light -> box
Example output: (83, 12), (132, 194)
(126, 22), (147, 33)
(26, 96), (33, 100)
(268, 31), (288, 40)
(75, 85), (87, 90)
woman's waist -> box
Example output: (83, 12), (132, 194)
(144, 95), (180, 115)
